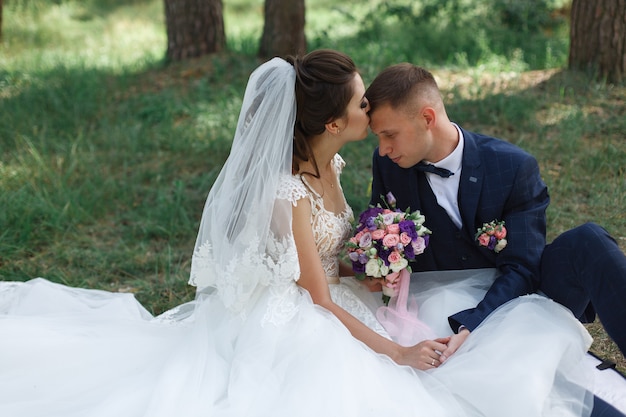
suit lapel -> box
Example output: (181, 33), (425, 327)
(457, 129), (484, 238)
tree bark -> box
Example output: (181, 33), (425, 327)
(568, 0), (625, 84)
(259, 0), (306, 59)
(164, 0), (226, 62)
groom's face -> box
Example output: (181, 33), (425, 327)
(369, 103), (431, 169)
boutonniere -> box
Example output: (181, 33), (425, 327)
(475, 220), (507, 253)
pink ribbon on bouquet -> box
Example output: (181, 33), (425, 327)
(376, 268), (436, 346)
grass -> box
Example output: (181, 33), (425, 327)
(1, 0), (624, 372)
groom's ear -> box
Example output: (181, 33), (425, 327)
(422, 107), (436, 127)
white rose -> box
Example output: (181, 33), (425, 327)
(494, 239), (508, 253)
(379, 264), (390, 276)
(365, 258), (381, 277)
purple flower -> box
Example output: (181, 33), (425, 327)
(358, 253), (369, 264)
(378, 246), (392, 266)
(359, 232), (372, 248)
(487, 235), (497, 250)
(412, 236), (427, 255)
(399, 219), (418, 239)
(359, 207), (384, 227)
(404, 243), (415, 259)
(352, 262), (365, 274)
(365, 217), (378, 231)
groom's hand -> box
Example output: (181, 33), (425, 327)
(439, 328), (470, 363)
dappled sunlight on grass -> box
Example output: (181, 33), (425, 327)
(1, 0), (165, 72)
(1, 0), (624, 370)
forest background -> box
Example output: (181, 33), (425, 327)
(1, 0), (624, 371)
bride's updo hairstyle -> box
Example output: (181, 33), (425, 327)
(286, 49), (357, 175)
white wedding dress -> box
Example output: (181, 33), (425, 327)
(0, 154), (594, 417)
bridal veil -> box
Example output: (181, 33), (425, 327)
(189, 58), (300, 314)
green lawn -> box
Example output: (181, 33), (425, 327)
(1, 0), (624, 371)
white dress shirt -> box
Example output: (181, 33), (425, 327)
(422, 124), (464, 229)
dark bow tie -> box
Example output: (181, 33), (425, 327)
(414, 162), (454, 178)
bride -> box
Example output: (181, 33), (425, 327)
(0, 50), (593, 417)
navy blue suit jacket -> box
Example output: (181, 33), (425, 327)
(370, 127), (550, 332)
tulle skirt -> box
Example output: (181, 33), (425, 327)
(0, 272), (593, 417)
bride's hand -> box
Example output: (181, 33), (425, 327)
(397, 338), (450, 371)
(362, 277), (383, 292)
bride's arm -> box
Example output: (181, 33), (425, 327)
(291, 199), (445, 370)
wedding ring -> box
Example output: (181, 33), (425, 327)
(431, 359), (435, 366)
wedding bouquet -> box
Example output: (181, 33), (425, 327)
(345, 193), (431, 304)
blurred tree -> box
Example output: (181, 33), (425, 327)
(569, 0), (625, 83)
(1, 0), (3, 41)
(259, 0), (306, 58)
(164, 0), (226, 62)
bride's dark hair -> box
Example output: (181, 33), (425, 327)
(286, 49), (357, 176)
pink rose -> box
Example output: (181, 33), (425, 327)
(494, 226), (507, 240)
(382, 233), (400, 248)
(355, 231), (364, 241)
(478, 233), (491, 247)
(371, 229), (386, 240)
(349, 236), (358, 245)
(387, 250), (402, 264)
(386, 223), (400, 234)
(399, 232), (412, 245)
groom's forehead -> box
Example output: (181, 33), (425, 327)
(369, 106), (406, 133)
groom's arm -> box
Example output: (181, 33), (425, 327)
(449, 154), (550, 332)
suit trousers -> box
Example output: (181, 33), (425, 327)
(539, 222), (626, 355)
(539, 223), (626, 417)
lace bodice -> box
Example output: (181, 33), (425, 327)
(279, 154), (354, 282)
(276, 155), (389, 335)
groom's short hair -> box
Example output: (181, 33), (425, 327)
(366, 64), (441, 115)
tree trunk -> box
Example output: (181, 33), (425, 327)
(259, 0), (306, 59)
(164, 0), (226, 62)
(568, 0), (625, 84)
(1, 0), (3, 41)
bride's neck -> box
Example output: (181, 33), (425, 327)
(307, 134), (340, 173)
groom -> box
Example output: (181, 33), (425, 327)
(365, 63), (626, 416)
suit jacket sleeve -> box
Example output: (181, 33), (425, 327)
(449, 152), (549, 331)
